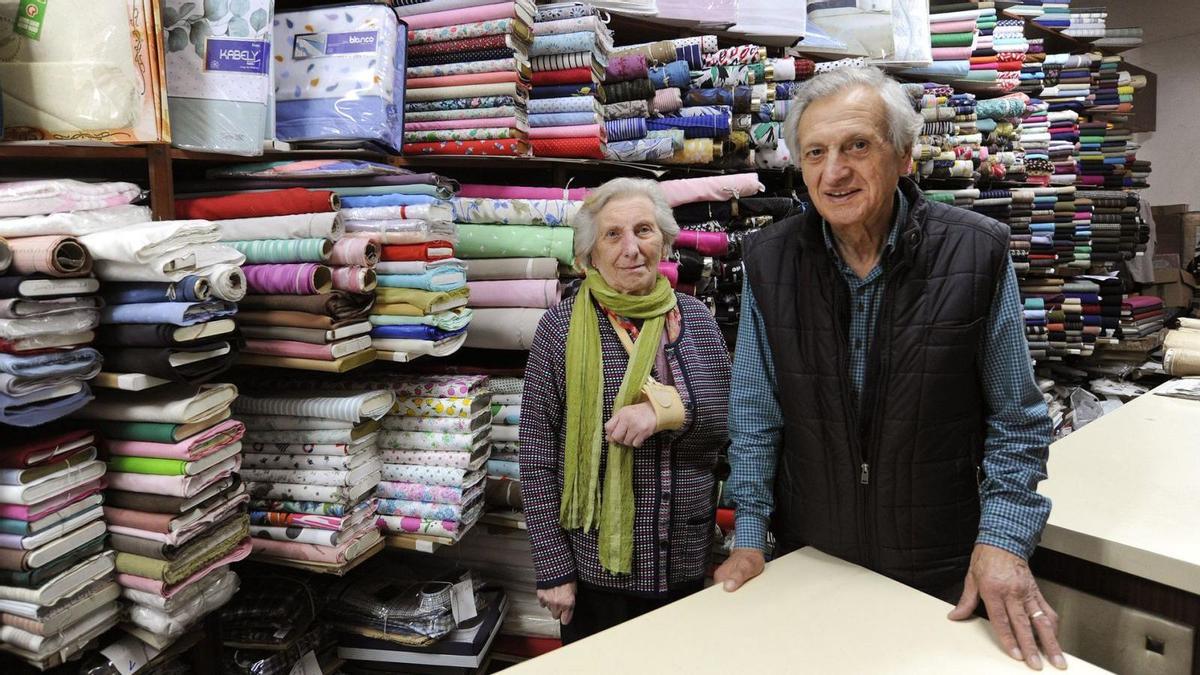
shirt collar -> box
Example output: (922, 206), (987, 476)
(821, 187), (908, 263)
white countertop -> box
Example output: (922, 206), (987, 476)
(507, 547), (1106, 674)
(1039, 382), (1200, 594)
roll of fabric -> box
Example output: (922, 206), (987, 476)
(646, 114), (730, 139)
(691, 65), (760, 88)
(771, 57), (796, 81)
(456, 225), (573, 264)
(533, 15), (602, 36)
(605, 78), (654, 104)
(658, 173), (765, 206)
(330, 267), (378, 294)
(102, 344), (237, 384)
(205, 264), (247, 302)
(406, 94), (519, 112)
(101, 300), (238, 327)
(530, 136), (604, 159)
(243, 264), (332, 296)
(603, 117), (647, 142)
(679, 105), (732, 118)
(378, 267), (466, 292)
(611, 40), (675, 65)
(6, 235), (93, 278)
(530, 83), (604, 101)
(407, 70), (524, 89)
(529, 111), (602, 127)
(0, 180), (143, 219)
(174, 189), (337, 220)
(228, 239), (333, 264)
(702, 44), (765, 67)
(457, 184), (589, 200)
(381, 241), (456, 262)
(605, 54), (648, 82)
(462, 308), (545, 349)
(329, 238), (379, 267)
(213, 213), (344, 242)
(408, 18), (526, 47)
(603, 137), (677, 162)
(652, 88), (683, 114)
(660, 138), (715, 165)
(649, 60), (691, 89)
(402, 1), (524, 29)
(531, 68), (594, 86)
(529, 31), (598, 57)
(0, 238), (10, 274)
(408, 59), (522, 79)
(237, 291), (373, 319)
(685, 87), (733, 108)
(528, 124), (604, 140)
(530, 51), (593, 73)
(527, 96), (600, 115)
(407, 33), (512, 57)
(603, 100), (650, 120)
(406, 82), (528, 103)
(101, 277), (210, 305)
(451, 197), (579, 226)
(466, 279), (559, 308)
(404, 139), (528, 156)
(675, 230), (730, 256)
(408, 48), (520, 69)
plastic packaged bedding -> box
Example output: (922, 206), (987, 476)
(272, 3), (407, 152)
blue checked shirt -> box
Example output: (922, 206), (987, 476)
(728, 191), (1053, 561)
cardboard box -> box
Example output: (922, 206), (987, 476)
(1152, 204), (1190, 258)
(1153, 254), (1181, 284)
(1145, 269), (1198, 309)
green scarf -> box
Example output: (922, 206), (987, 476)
(561, 271), (677, 575)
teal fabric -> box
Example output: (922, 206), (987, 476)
(228, 238), (331, 264)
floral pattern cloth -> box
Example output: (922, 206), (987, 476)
(249, 499), (354, 517)
(378, 430), (480, 452)
(394, 396), (481, 418)
(530, 31), (598, 57)
(408, 58), (519, 79)
(376, 480), (474, 506)
(376, 492), (479, 519)
(381, 464), (475, 486)
(377, 514), (461, 538)
(403, 128), (522, 143)
(246, 441), (372, 456)
(380, 449), (482, 469)
(243, 452), (376, 470)
(383, 414), (481, 433)
(405, 95), (518, 113)
(247, 478), (378, 503)
(408, 19), (522, 46)
(450, 198), (579, 226)
(249, 500), (375, 530)
(491, 404), (520, 425)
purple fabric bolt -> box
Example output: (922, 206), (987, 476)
(244, 264), (325, 295)
(605, 54), (649, 83)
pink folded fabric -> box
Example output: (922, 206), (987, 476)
(658, 261), (678, 288)
(456, 184), (590, 200)
(106, 457), (240, 498)
(652, 88), (682, 114)
(6, 235), (93, 278)
(0, 480), (104, 521)
(329, 238), (379, 267)
(402, 1), (517, 29)
(930, 19), (977, 33)
(103, 420), (244, 461)
(675, 230), (730, 256)
(407, 71), (524, 89)
(107, 493), (249, 547)
(250, 523), (378, 564)
(658, 173), (764, 207)
(406, 117), (519, 131)
(330, 266), (377, 293)
(466, 279), (560, 308)
(241, 339), (354, 360)
(932, 46), (975, 60)
(103, 507), (174, 533)
(528, 124), (605, 140)
(244, 263), (331, 295)
(117, 539), (251, 598)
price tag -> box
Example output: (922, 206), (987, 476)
(288, 651), (321, 675)
(449, 573), (478, 624)
(100, 636), (160, 675)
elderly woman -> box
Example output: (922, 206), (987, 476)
(519, 177), (731, 644)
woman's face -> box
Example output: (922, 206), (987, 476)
(590, 195), (666, 296)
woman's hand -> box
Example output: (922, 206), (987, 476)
(537, 581), (577, 625)
(605, 401), (658, 448)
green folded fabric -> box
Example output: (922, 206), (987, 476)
(0, 536), (106, 588)
(0, 519), (33, 536)
(106, 456), (190, 476)
(931, 32), (975, 47)
(456, 224), (575, 265)
(375, 286), (469, 315)
(228, 238), (332, 264)
(93, 421), (184, 444)
(115, 515), (248, 584)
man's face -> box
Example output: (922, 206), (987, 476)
(796, 86), (911, 232)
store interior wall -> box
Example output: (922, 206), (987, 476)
(1103, 0), (1200, 209)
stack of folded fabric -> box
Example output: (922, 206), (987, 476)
(1019, 38), (1048, 95)
(272, 4), (407, 152)
(484, 376), (523, 514)
(453, 189), (576, 351)
(0, 429), (115, 669)
(528, 2), (613, 159)
(235, 389), (392, 572)
(78, 214), (246, 390)
(905, 3), (988, 86)
(753, 57), (814, 171)
(76, 382), (250, 651)
(1033, 0), (1071, 30)
(975, 94), (1031, 185)
(395, 0), (534, 157)
(1021, 97), (1053, 186)
(1061, 277), (1102, 354)
(1063, 7), (1105, 39)
(375, 376), (492, 546)
(1094, 27), (1143, 50)
(1119, 295), (1165, 340)
(599, 50), (665, 163)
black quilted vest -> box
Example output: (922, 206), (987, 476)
(743, 178), (1010, 595)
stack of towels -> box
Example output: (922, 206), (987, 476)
(528, 2), (613, 159)
(182, 185), (378, 373)
(0, 179), (123, 426)
(396, 0), (534, 156)
(236, 389), (392, 572)
(0, 429), (114, 669)
(78, 382), (249, 651)
(375, 376), (492, 544)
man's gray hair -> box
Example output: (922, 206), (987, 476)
(782, 66), (922, 165)
(572, 177), (679, 269)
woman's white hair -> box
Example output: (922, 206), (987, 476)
(572, 177), (679, 269)
(782, 65), (922, 164)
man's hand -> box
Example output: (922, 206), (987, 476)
(713, 548), (766, 591)
(948, 544), (1066, 671)
(605, 402), (657, 448)
(537, 581), (577, 625)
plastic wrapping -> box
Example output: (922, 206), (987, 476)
(0, 310), (100, 340)
(0, 0), (162, 142)
(272, 4), (407, 152)
(126, 568), (240, 637)
(164, 0), (274, 155)
(322, 568), (458, 644)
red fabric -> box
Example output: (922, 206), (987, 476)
(530, 136), (604, 159)
(491, 635), (561, 659)
(716, 507), (735, 532)
(174, 188), (337, 220)
(381, 241), (456, 262)
(403, 139), (528, 156)
(0, 428), (92, 468)
(531, 67), (594, 86)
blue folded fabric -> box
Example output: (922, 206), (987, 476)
(339, 194), (441, 208)
(101, 300), (237, 327)
(530, 111), (599, 128)
(487, 458), (520, 480)
(276, 96), (403, 153)
(0, 348), (102, 379)
(371, 325), (466, 341)
(604, 117), (647, 142)
(646, 113), (731, 139)
(377, 267), (466, 292)
(649, 60), (691, 89)
(101, 276), (208, 305)
(0, 385), (93, 427)
(675, 43), (702, 69)
(528, 96), (598, 115)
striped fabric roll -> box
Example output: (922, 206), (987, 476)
(646, 114), (731, 139)
(674, 43), (702, 69)
(228, 239), (332, 264)
(604, 117), (648, 142)
(531, 51), (593, 72)
(234, 391), (395, 423)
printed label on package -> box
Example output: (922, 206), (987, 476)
(13, 0), (47, 40)
(292, 30), (378, 59)
(205, 38), (270, 75)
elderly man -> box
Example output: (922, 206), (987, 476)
(714, 66), (1065, 671)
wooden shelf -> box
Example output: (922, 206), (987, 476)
(0, 142), (154, 159)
